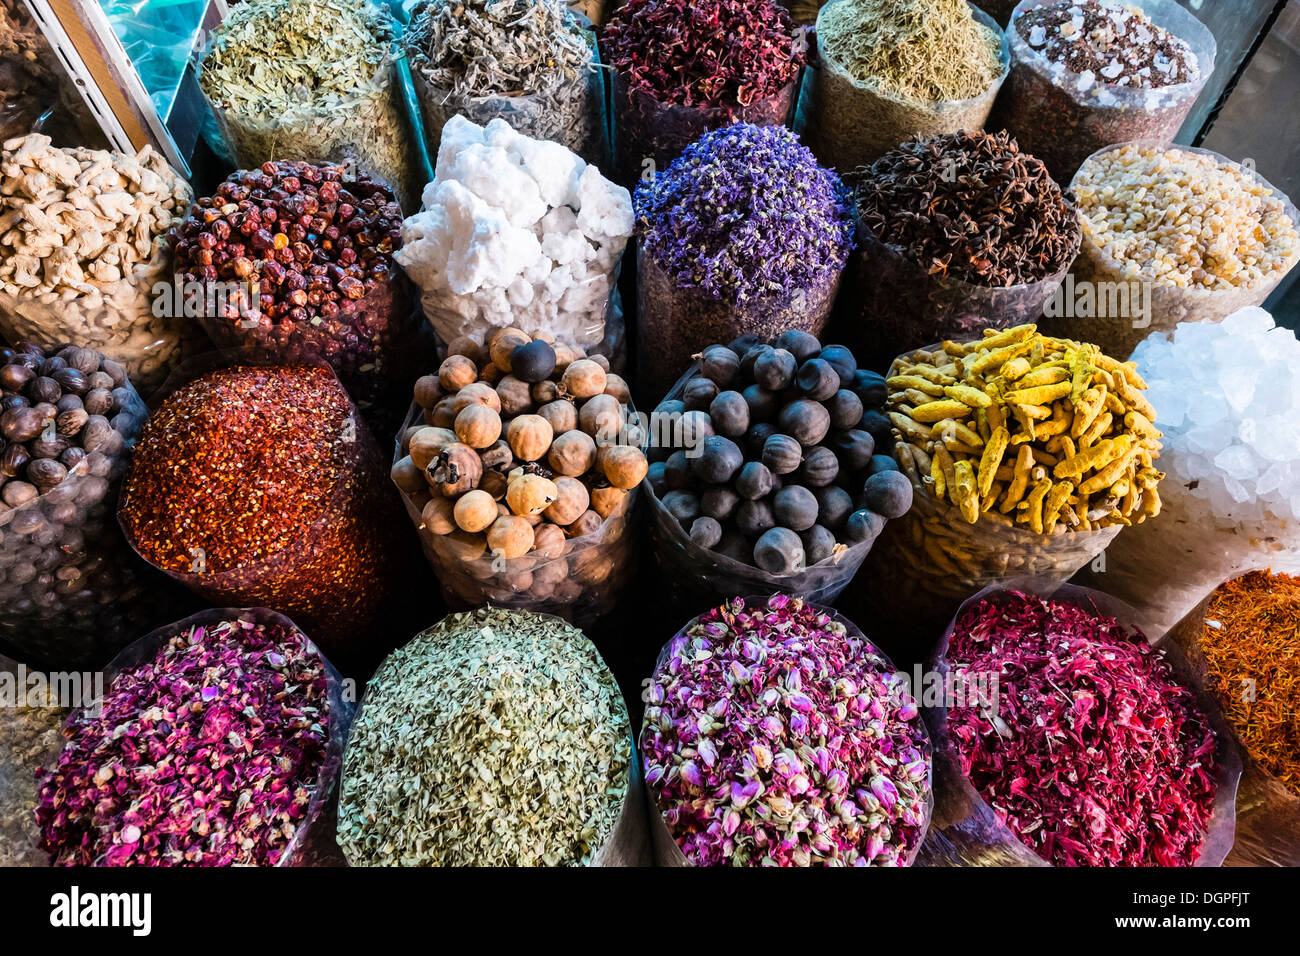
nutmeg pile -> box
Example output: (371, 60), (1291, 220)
(393, 327), (647, 612)
(174, 160), (414, 414)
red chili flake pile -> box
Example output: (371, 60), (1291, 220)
(35, 617), (331, 867)
(947, 591), (1219, 866)
(602, 0), (804, 110)
(118, 365), (397, 653)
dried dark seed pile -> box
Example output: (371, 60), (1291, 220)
(850, 130), (1080, 287)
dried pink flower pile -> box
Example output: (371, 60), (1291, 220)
(642, 594), (931, 866)
(947, 591), (1219, 867)
(36, 617), (331, 866)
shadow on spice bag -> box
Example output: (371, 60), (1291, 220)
(0, 343), (192, 671)
(117, 361), (407, 668)
(641, 595), (934, 866)
(988, 0), (1215, 184)
(337, 607), (649, 866)
(33, 608), (354, 867)
(917, 579), (1241, 868)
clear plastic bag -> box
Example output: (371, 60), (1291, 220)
(0, 362), (186, 669)
(610, 71), (799, 189)
(197, 34), (420, 212)
(843, 224), (1072, 372)
(407, 14), (609, 169)
(0, 652), (65, 867)
(40, 607), (355, 867)
(918, 579), (1241, 867)
(796, 3), (1008, 173)
(990, 0), (1216, 182)
(118, 363), (405, 663)
(1037, 145), (1300, 361)
(635, 244), (843, 402)
(643, 597), (934, 866)
(0, 249), (207, 398)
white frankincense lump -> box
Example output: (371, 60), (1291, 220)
(397, 116), (632, 348)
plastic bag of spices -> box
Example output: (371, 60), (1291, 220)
(642, 595), (934, 866)
(918, 579), (1241, 867)
(1037, 144), (1300, 360)
(796, 1), (1008, 174)
(34, 607), (354, 867)
(0, 343), (190, 670)
(989, 0), (1215, 182)
(405, 1), (609, 170)
(117, 363), (405, 664)
(0, 652), (65, 867)
(196, 0), (420, 211)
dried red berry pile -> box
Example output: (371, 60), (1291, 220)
(947, 591), (1219, 867)
(118, 365), (398, 655)
(36, 616), (331, 867)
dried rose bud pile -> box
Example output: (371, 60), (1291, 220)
(947, 591), (1219, 867)
(36, 617), (332, 866)
(642, 595), (931, 866)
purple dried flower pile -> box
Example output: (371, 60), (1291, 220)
(642, 594), (931, 866)
(947, 591), (1220, 867)
(36, 617), (332, 867)
(634, 124), (856, 305)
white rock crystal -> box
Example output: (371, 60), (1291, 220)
(397, 115), (633, 348)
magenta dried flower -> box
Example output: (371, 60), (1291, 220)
(641, 595), (931, 866)
(35, 616), (331, 867)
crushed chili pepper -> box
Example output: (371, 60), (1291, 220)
(947, 590), (1219, 867)
(1202, 570), (1300, 797)
(36, 616), (331, 867)
(118, 365), (400, 656)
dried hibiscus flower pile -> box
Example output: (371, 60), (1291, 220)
(642, 594), (931, 866)
(947, 591), (1220, 867)
(36, 616), (333, 867)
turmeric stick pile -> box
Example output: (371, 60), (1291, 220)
(886, 325), (1163, 532)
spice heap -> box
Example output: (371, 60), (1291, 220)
(174, 160), (412, 417)
(0, 342), (166, 666)
(947, 590), (1219, 867)
(37, 616), (332, 866)
(118, 365), (398, 654)
(0, 656), (65, 867)
(1017, 0), (1199, 90)
(1201, 570), (1300, 796)
(643, 595), (931, 866)
(602, 0), (803, 110)
(394, 330), (645, 610)
(0, 0), (63, 139)
(338, 608), (631, 866)
(852, 130), (1079, 288)
(398, 115), (632, 350)
(887, 325), (1162, 530)
(1073, 145), (1299, 292)
(649, 332), (906, 575)
(199, 0), (414, 208)
(0, 135), (194, 391)
(820, 0), (1002, 104)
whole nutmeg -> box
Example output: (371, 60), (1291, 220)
(451, 381), (502, 415)
(28, 376), (61, 405)
(544, 476), (589, 525)
(60, 346), (102, 375)
(486, 514), (534, 559)
(561, 359), (606, 399)
(1, 480), (37, 507)
(79, 416), (114, 454)
(56, 408), (89, 438)
(31, 434), (68, 460)
(453, 489), (498, 533)
(506, 473), (558, 516)
(1, 443), (30, 477)
(55, 394), (83, 414)
(59, 446), (88, 471)
(0, 363), (33, 392)
(547, 429), (597, 477)
(506, 414), (553, 463)
(599, 445), (649, 490)
(87, 371), (115, 391)
(1, 406), (43, 443)
(27, 458), (67, 491)
(52, 368), (88, 396)
(454, 404), (502, 450)
(82, 388), (114, 417)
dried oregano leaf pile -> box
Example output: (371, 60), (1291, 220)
(337, 608), (630, 866)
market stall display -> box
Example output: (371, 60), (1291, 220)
(1039, 144), (1300, 358)
(990, 0), (1214, 181)
(796, 0), (1007, 173)
(635, 123), (855, 399)
(0, 135), (200, 395)
(602, 0), (804, 188)
(644, 332), (906, 612)
(198, 0), (419, 211)
(642, 594), (932, 866)
(844, 129), (1080, 370)
(337, 607), (646, 866)
(397, 115), (633, 355)
(117, 365), (402, 660)
(392, 330), (645, 623)
(404, 0), (606, 168)
(861, 324), (1161, 636)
